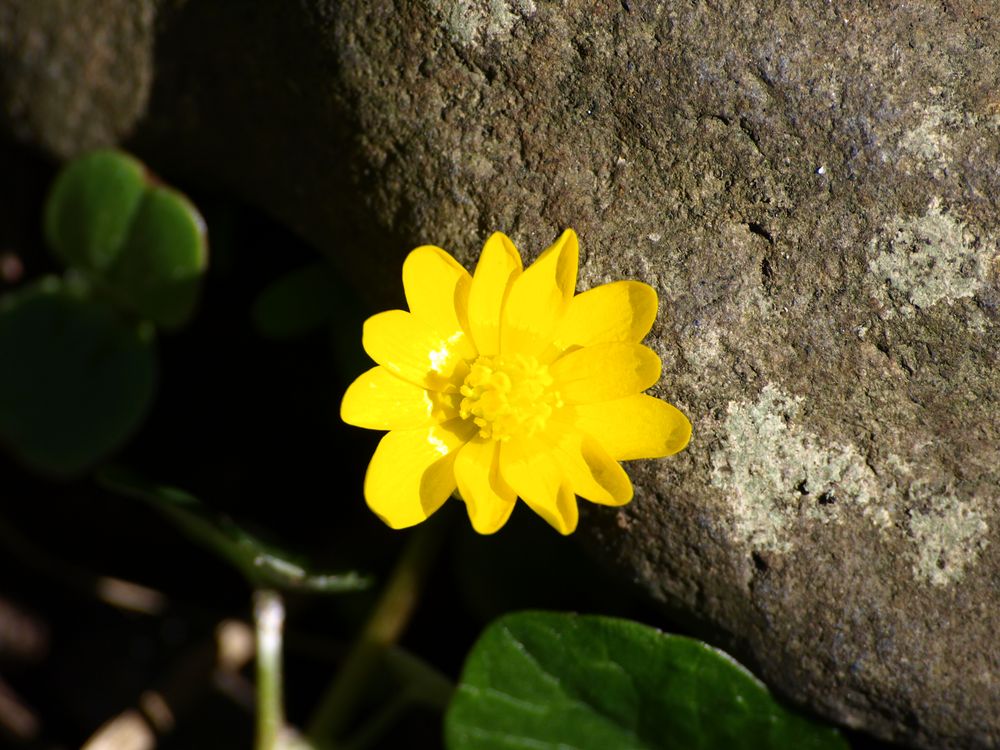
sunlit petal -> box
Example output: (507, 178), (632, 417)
(572, 394), (692, 460)
(363, 310), (470, 391)
(547, 426), (633, 506)
(499, 436), (579, 534)
(550, 342), (661, 403)
(403, 245), (474, 359)
(364, 419), (475, 529)
(340, 366), (455, 430)
(454, 437), (517, 534)
(468, 232), (522, 356)
(553, 280), (657, 349)
(500, 229), (579, 359)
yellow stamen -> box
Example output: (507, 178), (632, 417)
(459, 354), (563, 441)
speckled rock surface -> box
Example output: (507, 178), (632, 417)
(0, 0), (156, 157)
(5, 1), (1000, 747)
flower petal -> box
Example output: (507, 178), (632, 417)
(340, 366), (456, 430)
(403, 245), (474, 358)
(364, 419), (475, 529)
(500, 229), (579, 359)
(548, 427), (633, 506)
(363, 309), (470, 391)
(499, 436), (579, 534)
(572, 393), (692, 460)
(467, 232), (522, 356)
(454, 436), (517, 534)
(550, 342), (661, 403)
(553, 280), (658, 349)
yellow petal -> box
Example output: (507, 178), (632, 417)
(550, 342), (661, 403)
(499, 436), (579, 534)
(454, 437), (517, 534)
(548, 427), (633, 506)
(553, 280), (658, 349)
(542, 228), (580, 300)
(572, 393), (692, 460)
(403, 245), (474, 359)
(362, 310), (470, 391)
(467, 232), (522, 356)
(364, 419), (474, 529)
(341, 366), (455, 430)
(500, 229), (579, 359)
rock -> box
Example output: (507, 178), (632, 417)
(0, 0), (156, 157)
(4, 1), (1000, 747)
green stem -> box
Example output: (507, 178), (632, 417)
(306, 522), (445, 747)
(254, 589), (285, 750)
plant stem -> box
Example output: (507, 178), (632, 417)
(254, 589), (285, 750)
(306, 522), (445, 747)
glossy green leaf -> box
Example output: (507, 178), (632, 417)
(0, 278), (157, 476)
(44, 150), (147, 272)
(43, 149), (208, 329)
(445, 612), (848, 750)
(252, 262), (343, 339)
(109, 186), (208, 329)
(98, 466), (371, 593)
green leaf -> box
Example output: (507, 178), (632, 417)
(445, 612), (848, 750)
(44, 150), (147, 272)
(109, 186), (208, 329)
(43, 148), (208, 329)
(0, 278), (157, 476)
(252, 262), (343, 340)
(97, 466), (371, 594)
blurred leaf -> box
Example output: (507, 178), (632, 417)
(445, 612), (848, 750)
(0, 278), (157, 476)
(44, 150), (146, 272)
(43, 148), (208, 329)
(109, 186), (208, 329)
(253, 262), (342, 339)
(98, 466), (371, 593)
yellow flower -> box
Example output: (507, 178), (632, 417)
(340, 230), (691, 535)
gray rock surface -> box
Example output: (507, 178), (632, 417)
(0, 0), (156, 157)
(4, 1), (999, 747)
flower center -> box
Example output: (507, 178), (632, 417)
(459, 354), (563, 441)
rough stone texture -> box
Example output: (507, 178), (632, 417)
(4, 1), (1000, 747)
(0, 0), (156, 157)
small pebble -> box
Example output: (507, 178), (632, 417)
(0, 252), (24, 283)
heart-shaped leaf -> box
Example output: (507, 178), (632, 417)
(44, 150), (147, 273)
(446, 611), (848, 750)
(43, 149), (208, 328)
(0, 278), (157, 476)
(109, 186), (208, 329)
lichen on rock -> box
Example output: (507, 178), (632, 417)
(425, 0), (537, 47)
(907, 484), (990, 587)
(868, 198), (993, 316)
(710, 384), (886, 554)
